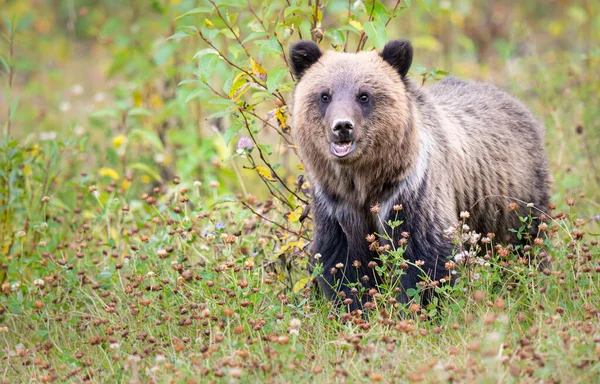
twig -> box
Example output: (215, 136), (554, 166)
(246, 1), (295, 84)
(343, 0), (352, 52)
(356, 1), (377, 52)
(209, 0), (250, 56)
(241, 201), (310, 241)
(385, 0), (403, 28)
(311, 0), (321, 42)
(239, 110), (309, 205)
(198, 30), (286, 104)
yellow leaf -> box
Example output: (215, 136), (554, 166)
(28, 144), (40, 156)
(285, 207), (303, 223)
(121, 179), (131, 190)
(98, 168), (120, 180)
(149, 93), (163, 109)
(255, 166), (276, 182)
(204, 18), (214, 27)
(349, 20), (362, 32)
(275, 240), (305, 257)
(133, 90), (143, 107)
(113, 135), (126, 148)
(293, 277), (313, 294)
(297, 164), (304, 170)
(229, 72), (251, 102)
(24, 164), (32, 177)
(250, 58), (267, 83)
(275, 107), (289, 134)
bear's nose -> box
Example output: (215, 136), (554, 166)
(332, 119), (354, 135)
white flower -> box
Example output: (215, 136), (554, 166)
(462, 224), (470, 231)
(39, 131), (58, 141)
(155, 355), (166, 364)
(59, 101), (71, 112)
(11, 282), (20, 291)
(290, 318), (301, 330)
(74, 125), (85, 136)
(109, 342), (120, 349)
(146, 271), (155, 277)
(34, 279), (45, 287)
(527, 203), (534, 208)
(335, 263), (344, 269)
(313, 253), (321, 260)
(94, 92), (105, 103)
(469, 233), (481, 245)
(460, 211), (470, 219)
(71, 84), (84, 95)
(153, 153), (166, 164)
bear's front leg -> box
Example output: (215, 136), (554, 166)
(394, 226), (454, 306)
(310, 196), (379, 311)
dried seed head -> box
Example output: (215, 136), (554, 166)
(370, 203), (381, 214)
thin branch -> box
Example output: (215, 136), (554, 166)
(343, 0), (352, 52)
(246, 1), (296, 84)
(241, 201), (310, 241)
(198, 30), (286, 104)
(385, 0), (403, 28)
(209, 0), (250, 56)
(311, 0), (321, 42)
(239, 109), (309, 205)
(356, 0), (377, 52)
(246, 109), (294, 146)
(246, 154), (296, 209)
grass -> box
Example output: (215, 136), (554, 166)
(1, 1), (600, 383)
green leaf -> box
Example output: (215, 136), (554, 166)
(89, 108), (120, 120)
(127, 108), (153, 117)
(128, 129), (164, 152)
(129, 162), (163, 183)
(206, 108), (233, 121)
(193, 48), (219, 59)
(211, 195), (237, 206)
(241, 31), (269, 45)
(267, 67), (289, 93)
(363, 21), (387, 50)
(166, 31), (192, 40)
(175, 7), (213, 20)
(223, 123), (243, 145)
(0, 56), (9, 74)
(197, 53), (220, 79)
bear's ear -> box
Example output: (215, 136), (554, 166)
(289, 41), (322, 81)
(380, 39), (413, 78)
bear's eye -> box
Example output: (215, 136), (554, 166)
(320, 93), (330, 103)
(358, 93), (369, 103)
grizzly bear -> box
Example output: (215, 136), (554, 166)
(289, 40), (550, 310)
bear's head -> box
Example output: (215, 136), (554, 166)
(290, 40), (414, 167)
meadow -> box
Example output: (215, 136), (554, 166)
(1, 0), (599, 382)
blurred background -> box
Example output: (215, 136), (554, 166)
(1, 0), (599, 220)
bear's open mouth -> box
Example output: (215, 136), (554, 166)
(330, 141), (356, 157)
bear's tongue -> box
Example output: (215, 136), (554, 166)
(330, 141), (354, 157)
